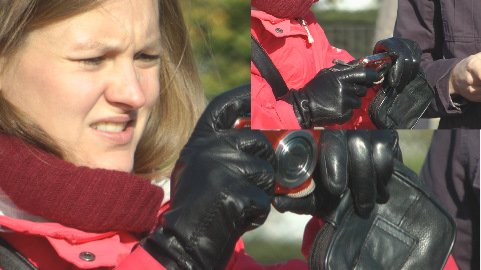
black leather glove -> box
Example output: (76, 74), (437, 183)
(273, 130), (402, 218)
(373, 37), (422, 91)
(140, 84), (277, 270)
(280, 65), (380, 128)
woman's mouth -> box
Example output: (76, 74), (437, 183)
(90, 120), (135, 145)
(91, 122), (127, 132)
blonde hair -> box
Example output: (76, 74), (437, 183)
(0, 0), (206, 180)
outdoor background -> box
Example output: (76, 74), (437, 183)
(181, 0), (438, 265)
(181, 0), (385, 99)
(181, 0), (251, 100)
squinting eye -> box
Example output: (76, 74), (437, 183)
(80, 56), (105, 66)
(135, 53), (161, 62)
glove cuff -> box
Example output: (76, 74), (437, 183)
(280, 89), (312, 129)
(141, 227), (198, 270)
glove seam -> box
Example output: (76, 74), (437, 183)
(187, 180), (250, 252)
(212, 92), (250, 131)
(311, 110), (352, 123)
(289, 90), (311, 129)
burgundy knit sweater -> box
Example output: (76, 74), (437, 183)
(0, 133), (164, 233)
(251, 0), (318, 18)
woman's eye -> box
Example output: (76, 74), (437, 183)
(80, 56), (105, 66)
(135, 53), (161, 62)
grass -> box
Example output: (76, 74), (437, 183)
(243, 239), (306, 265)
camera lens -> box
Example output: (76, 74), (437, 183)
(275, 131), (318, 188)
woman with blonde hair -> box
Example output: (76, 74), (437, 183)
(0, 0), (400, 269)
(0, 0), (274, 268)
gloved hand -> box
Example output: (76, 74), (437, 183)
(140, 84), (277, 270)
(273, 130), (402, 218)
(373, 37), (422, 91)
(280, 65), (381, 128)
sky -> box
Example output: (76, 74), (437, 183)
(313, 0), (380, 11)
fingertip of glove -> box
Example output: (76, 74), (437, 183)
(376, 193), (390, 205)
(364, 68), (380, 83)
(351, 190), (375, 218)
(356, 203), (374, 218)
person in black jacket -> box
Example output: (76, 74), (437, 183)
(420, 130), (480, 270)
(394, 0), (481, 129)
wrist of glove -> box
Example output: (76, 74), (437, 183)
(141, 228), (198, 269)
(373, 37), (421, 91)
(273, 130), (402, 218)
(141, 84), (277, 270)
(280, 64), (380, 128)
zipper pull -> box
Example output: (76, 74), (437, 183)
(299, 19), (314, 43)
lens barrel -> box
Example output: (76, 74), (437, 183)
(233, 117), (320, 196)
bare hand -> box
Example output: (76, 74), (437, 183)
(449, 52), (481, 102)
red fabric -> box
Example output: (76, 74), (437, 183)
(0, 134), (311, 269)
(251, 0), (317, 18)
(301, 217), (324, 259)
(0, 215), (160, 269)
(0, 203), (309, 270)
(444, 254), (459, 270)
(0, 212), (308, 270)
(251, 10), (377, 130)
(0, 133), (163, 233)
(0, 202), (458, 269)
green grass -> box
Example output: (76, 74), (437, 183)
(243, 239), (306, 265)
(397, 130), (434, 174)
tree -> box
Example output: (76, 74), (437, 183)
(181, 0), (251, 100)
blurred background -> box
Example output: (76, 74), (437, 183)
(181, 0), (251, 100)
(180, 0), (440, 265)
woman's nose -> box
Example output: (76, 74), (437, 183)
(105, 62), (146, 110)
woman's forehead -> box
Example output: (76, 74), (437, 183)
(27, 0), (161, 52)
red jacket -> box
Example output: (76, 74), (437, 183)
(251, 9), (377, 129)
(0, 209), (458, 270)
(0, 203), (313, 269)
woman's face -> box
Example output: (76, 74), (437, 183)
(0, 0), (161, 172)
